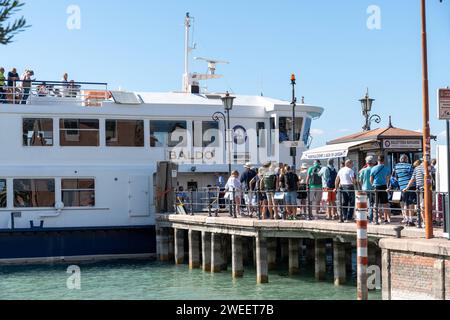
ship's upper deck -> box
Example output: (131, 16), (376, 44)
(0, 80), (324, 119)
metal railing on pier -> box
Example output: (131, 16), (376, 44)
(172, 187), (447, 229)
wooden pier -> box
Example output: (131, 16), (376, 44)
(156, 214), (441, 286)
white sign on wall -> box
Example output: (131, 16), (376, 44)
(438, 88), (450, 120)
(383, 139), (422, 149)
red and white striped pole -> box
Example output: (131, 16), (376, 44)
(356, 192), (368, 300)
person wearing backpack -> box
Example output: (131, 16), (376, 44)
(319, 159), (337, 220)
(306, 160), (323, 218)
(282, 166), (299, 219)
(260, 164), (279, 220)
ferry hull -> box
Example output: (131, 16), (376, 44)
(0, 226), (156, 263)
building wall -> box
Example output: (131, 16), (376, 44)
(389, 252), (437, 300)
(380, 239), (450, 300)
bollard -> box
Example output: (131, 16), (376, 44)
(356, 192), (368, 300)
(394, 226), (404, 239)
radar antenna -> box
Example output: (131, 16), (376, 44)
(194, 57), (230, 75)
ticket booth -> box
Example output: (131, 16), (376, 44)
(302, 121), (426, 172)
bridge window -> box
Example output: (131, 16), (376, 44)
(13, 179), (55, 208)
(193, 121), (219, 147)
(257, 122), (266, 148)
(62, 179), (95, 207)
(60, 119), (99, 146)
(150, 121), (187, 147)
(279, 117), (303, 142)
(106, 120), (144, 147)
(22, 118), (53, 146)
(302, 118), (312, 145)
(0, 179), (6, 208)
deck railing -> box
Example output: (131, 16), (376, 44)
(0, 80), (110, 106)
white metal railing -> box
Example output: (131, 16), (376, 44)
(0, 80), (110, 106)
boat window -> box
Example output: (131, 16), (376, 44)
(302, 118), (312, 145)
(193, 121), (219, 147)
(13, 179), (55, 208)
(279, 117), (303, 142)
(150, 121), (187, 147)
(257, 122), (265, 148)
(62, 179), (95, 207)
(22, 118), (53, 146)
(106, 120), (144, 147)
(60, 119), (99, 146)
(0, 179), (6, 208)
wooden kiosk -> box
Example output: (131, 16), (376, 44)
(302, 121), (426, 172)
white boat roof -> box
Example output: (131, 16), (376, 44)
(135, 91), (324, 118)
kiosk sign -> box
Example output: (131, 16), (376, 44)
(438, 88), (450, 120)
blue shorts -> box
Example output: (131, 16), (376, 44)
(284, 191), (298, 206)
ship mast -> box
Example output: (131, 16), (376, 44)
(183, 12), (191, 93)
(181, 12), (228, 94)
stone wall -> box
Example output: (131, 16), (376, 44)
(380, 238), (450, 300)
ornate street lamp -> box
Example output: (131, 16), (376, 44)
(212, 91), (235, 176)
(359, 89), (380, 131)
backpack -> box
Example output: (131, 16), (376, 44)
(310, 166), (322, 186)
(285, 172), (298, 191)
(263, 172), (276, 191)
(325, 167), (337, 188)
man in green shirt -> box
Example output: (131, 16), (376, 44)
(306, 160), (323, 218)
(0, 67), (5, 103)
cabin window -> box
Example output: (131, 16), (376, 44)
(13, 179), (55, 208)
(279, 117), (303, 142)
(257, 122), (265, 148)
(0, 179), (6, 208)
(62, 179), (95, 207)
(302, 118), (312, 145)
(193, 121), (219, 147)
(106, 120), (144, 147)
(150, 121), (187, 147)
(60, 119), (99, 146)
(22, 118), (53, 146)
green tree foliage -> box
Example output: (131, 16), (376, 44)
(0, 0), (29, 45)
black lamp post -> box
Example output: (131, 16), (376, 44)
(360, 89), (380, 131)
(291, 74), (297, 170)
(212, 91), (235, 176)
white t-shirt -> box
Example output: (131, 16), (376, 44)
(337, 167), (355, 186)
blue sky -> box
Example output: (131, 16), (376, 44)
(1, 0), (449, 151)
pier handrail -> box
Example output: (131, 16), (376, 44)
(169, 187), (446, 230)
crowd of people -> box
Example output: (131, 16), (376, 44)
(0, 67), (78, 104)
(212, 155), (439, 228)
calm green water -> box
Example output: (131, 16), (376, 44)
(0, 260), (381, 300)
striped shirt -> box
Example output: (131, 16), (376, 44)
(412, 164), (425, 189)
(394, 163), (414, 190)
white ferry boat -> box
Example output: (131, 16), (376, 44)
(0, 13), (323, 263)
